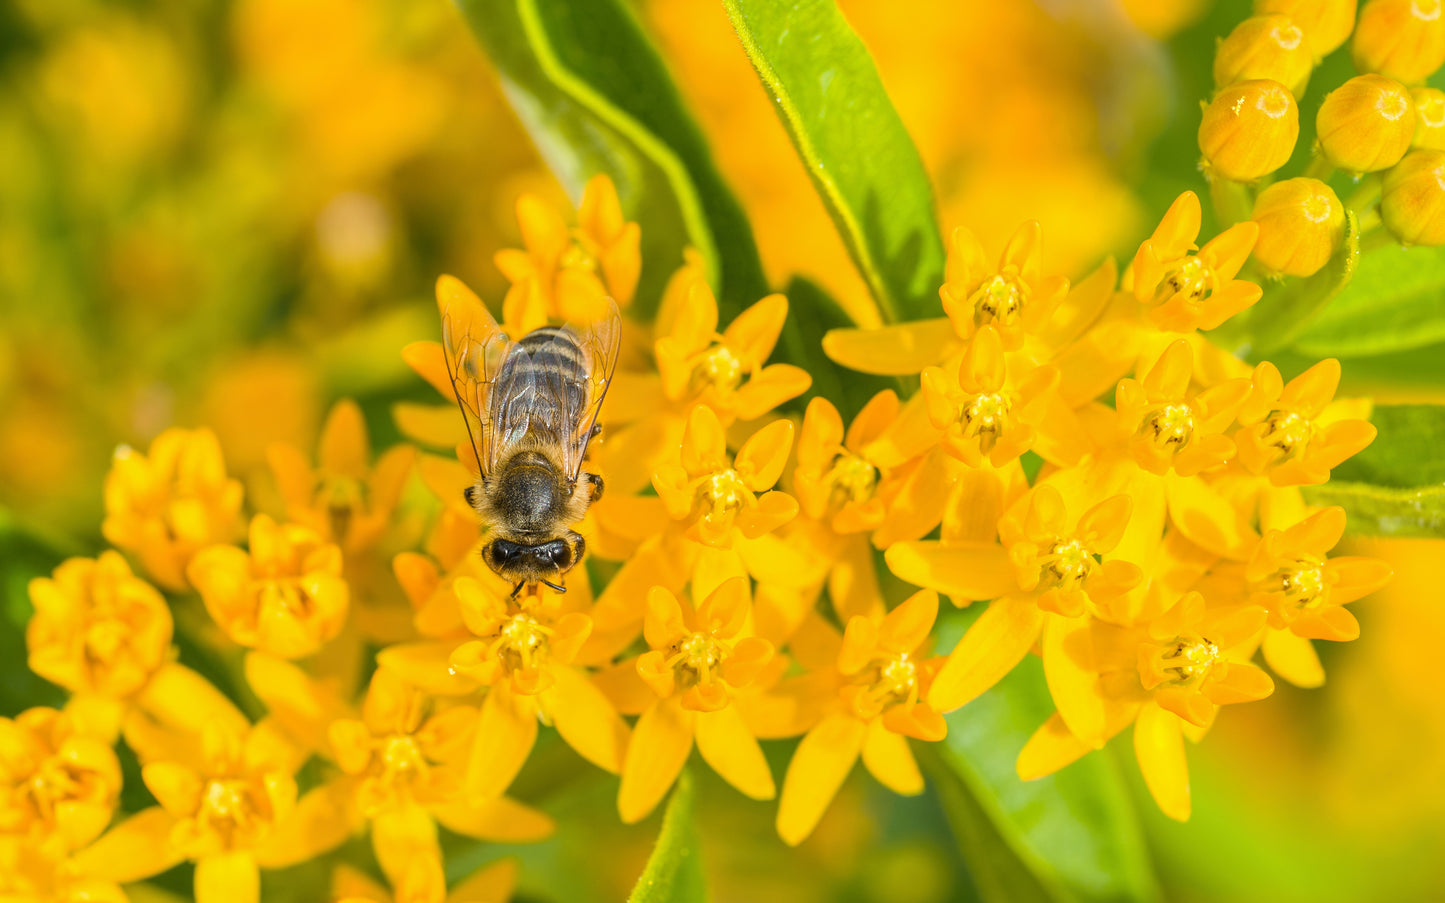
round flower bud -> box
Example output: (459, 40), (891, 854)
(1214, 15), (1313, 97)
(1411, 86), (1445, 148)
(1316, 74), (1417, 172)
(1198, 79), (1299, 182)
(1250, 178), (1346, 276)
(1382, 148), (1445, 245)
(1352, 0), (1445, 84)
(1254, 0), (1357, 58)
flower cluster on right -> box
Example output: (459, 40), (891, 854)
(1203, 0), (1445, 259)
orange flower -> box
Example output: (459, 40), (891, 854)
(102, 427), (244, 591)
(188, 514), (350, 659)
(618, 580), (775, 822)
(1129, 191), (1262, 332)
(1115, 340), (1252, 476)
(1246, 507), (1393, 642)
(775, 590), (947, 845)
(27, 551), (173, 700)
(0, 708), (120, 854)
(1235, 359), (1376, 485)
(652, 405), (798, 549)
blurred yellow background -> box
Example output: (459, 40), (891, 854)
(1, 0), (1438, 899)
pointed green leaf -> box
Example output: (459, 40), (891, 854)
(925, 609), (1161, 903)
(1304, 404), (1445, 537)
(722, 0), (946, 323)
(628, 770), (708, 903)
(454, 0), (768, 315)
(1292, 243), (1445, 358)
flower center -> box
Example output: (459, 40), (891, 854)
(1261, 410), (1313, 459)
(847, 653), (920, 720)
(691, 345), (745, 394)
(695, 469), (751, 520)
(497, 613), (550, 672)
(824, 452), (879, 509)
(1278, 557), (1326, 610)
(380, 735), (426, 777)
(1139, 403), (1196, 452)
(24, 758), (86, 824)
(1039, 539), (1092, 589)
(1160, 256), (1213, 302)
(83, 615), (128, 667)
(1160, 635), (1220, 684)
(963, 392), (1012, 452)
(319, 473), (365, 541)
(667, 631), (728, 689)
(197, 778), (264, 846)
(970, 274), (1027, 329)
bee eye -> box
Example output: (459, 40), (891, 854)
(464, 485), (479, 506)
(486, 539), (522, 566)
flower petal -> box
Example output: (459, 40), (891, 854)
(71, 807), (182, 884)
(254, 777), (357, 868)
(618, 698), (696, 824)
(1261, 629), (1325, 688)
(466, 685), (537, 799)
(1041, 614), (1106, 748)
(927, 596), (1043, 712)
(1017, 713), (1091, 781)
(372, 803), (439, 892)
(736, 420), (794, 492)
(1134, 701), (1190, 821)
(884, 540), (1017, 601)
(431, 795), (554, 843)
(878, 589), (938, 654)
(775, 713), (866, 846)
(695, 703), (775, 800)
(860, 719), (923, 795)
(823, 319), (960, 375)
(542, 665), (631, 774)
(196, 852), (260, 903)
(723, 293), (789, 369)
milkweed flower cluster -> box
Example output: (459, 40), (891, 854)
(7, 153), (1392, 903)
(1203, 0), (1445, 258)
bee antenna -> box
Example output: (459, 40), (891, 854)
(542, 579), (567, 594)
(511, 581), (525, 599)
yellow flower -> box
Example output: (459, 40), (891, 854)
(326, 670), (552, 893)
(1214, 14), (1313, 97)
(1411, 86), (1445, 148)
(102, 427), (244, 591)
(1134, 593), (1275, 727)
(268, 398), (415, 555)
(26, 551), (172, 700)
(1129, 191), (1262, 331)
(1115, 339), (1252, 476)
(1235, 358), (1377, 484)
(1316, 74), (1417, 173)
(0, 835), (127, 903)
(188, 514), (350, 659)
(494, 174), (640, 326)
(332, 857), (519, 903)
(446, 577), (593, 696)
(1382, 148), (1445, 245)
(654, 284), (811, 423)
(921, 326), (1084, 468)
(939, 222), (1069, 351)
(0, 708), (120, 853)
(1198, 78), (1299, 182)
(1250, 177), (1346, 277)
(618, 580), (775, 823)
(794, 394), (894, 534)
(889, 482), (1142, 712)
(1255, 0), (1355, 59)
(1352, 0), (1445, 84)
(653, 405), (798, 549)
(1246, 506), (1394, 642)
(775, 590), (947, 846)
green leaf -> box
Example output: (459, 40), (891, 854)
(721, 0), (946, 323)
(780, 276), (896, 420)
(1238, 211), (1360, 356)
(1291, 243), (1445, 358)
(454, 0), (768, 315)
(1302, 404), (1445, 537)
(924, 610), (1160, 903)
(628, 769), (708, 903)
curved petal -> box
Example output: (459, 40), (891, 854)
(884, 541), (1017, 601)
(822, 319), (959, 375)
(255, 777), (357, 868)
(195, 852), (260, 903)
(431, 796), (554, 843)
(695, 704), (775, 800)
(1261, 629), (1325, 688)
(1134, 701), (1190, 821)
(372, 803), (439, 892)
(860, 720), (923, 795)
(736, 420), (795, 492)
(466, 686), (537, 799)
(377, 642), (478, 696)
(1017, 713), (1091, 781)
(927, 596), (1044, 712)
(618, 698), (695, 824)
(447, 857), (519, 903)
(775, 714), (866, 846)
(878, 589), (938, 654)
(1041, 614), (1106, 748)
(71, 807), (182, 884)
(542, 666), (631, 774)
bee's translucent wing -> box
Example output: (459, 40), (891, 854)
(436, 277), (516, 477)
(527, 300), (623, 482)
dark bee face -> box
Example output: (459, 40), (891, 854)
(483, 537), (574, 577)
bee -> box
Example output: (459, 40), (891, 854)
(438, 279), (620, 597)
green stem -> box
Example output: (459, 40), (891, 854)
(1344, 176), (1382, 219)
(1209, 176), (1253, 227)
(1303, 150), (1336, 182)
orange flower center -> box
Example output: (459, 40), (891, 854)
(848, 653), (919, 719)
(495, 613), (552, 673)
(1277, 557), (1326, 610)
(970, 274), (1027, 329)
(665, 631), (729, 690)
(1041, 539), (1094, 590)
(21, 757), (89, 825)
(1137, 403), (1196, 453)
(1159, 256), (1215, 302)
(695, 469), (751, 521)
(1260, 410), (1313, 459)
(1155, 634), (1220, 685)
(191, 777), (271, 850)
(691, 344), (745, 394)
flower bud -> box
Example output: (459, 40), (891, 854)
(1198, 79), (1299, 182)
(1411, 86), (1445, 148)
(1352, 0), (1445, 84)
(1382, 148), (1445, 245)
(1316, 74), (1417, 172)
(1215, 15), (1313, 97)
(1254, 0), (1357, 58)
(1250, 178), (1345, 276)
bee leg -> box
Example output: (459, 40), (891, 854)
(541, 579), (567, 593)
(584, 472), (605, 503)
(510, 581), (525, 599)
